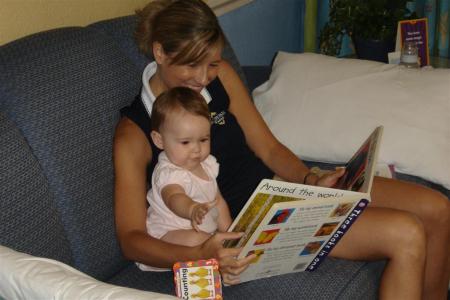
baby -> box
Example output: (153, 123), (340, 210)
(146, 87), (232, 249)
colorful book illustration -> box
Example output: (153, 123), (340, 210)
(396, 18), (430, 66)
(223, 126), (383, 284)
(173, 259), (222, 299)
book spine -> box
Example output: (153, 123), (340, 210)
(306, 198), (370, 271)
(437, 0), (449, 57)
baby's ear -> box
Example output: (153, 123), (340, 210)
(150, 130), (164, 150)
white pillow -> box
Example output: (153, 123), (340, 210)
(253, 52), (450, 189)
(0, 245), (177, 300)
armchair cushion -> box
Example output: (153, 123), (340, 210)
(0, 112), (72, 264)
(0, 245), (176, 300)
(0, 26), (140, 279)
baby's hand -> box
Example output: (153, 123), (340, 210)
(190, 200), (217, 232)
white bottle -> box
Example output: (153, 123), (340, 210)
(400, 41), (420, 68)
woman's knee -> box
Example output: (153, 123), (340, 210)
(418, 189), (450, 227)
(387, 212), (427, 260)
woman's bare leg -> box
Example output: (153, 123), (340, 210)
(330, 207), (426, 299)
(371, 177), (450, 299)
(161, 229), (211, 247)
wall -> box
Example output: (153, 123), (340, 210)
(0, 0), (252, 45)
(0, 0), (305, 66)
(0, 0), (150, 45)
(219, 0), (304, 65)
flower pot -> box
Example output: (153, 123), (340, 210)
(353, 37), (395, 63)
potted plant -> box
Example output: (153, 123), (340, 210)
(319, 0), (414, 62)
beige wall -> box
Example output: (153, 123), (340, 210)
(0, 0), (150, 45)
(0, 0), (251, 46)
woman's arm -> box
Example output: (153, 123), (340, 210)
(218, 61), (342, 187)
(217, 62), (309, 183)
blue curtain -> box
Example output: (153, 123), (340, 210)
(411, 0), (449, 57)
(303, 0), (354, 56)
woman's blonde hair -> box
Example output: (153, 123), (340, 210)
(135, 0), (225, 65)
(151, 87), (210, 132)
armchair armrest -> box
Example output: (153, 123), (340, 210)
(0, 245), (177, 300)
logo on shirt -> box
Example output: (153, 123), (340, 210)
(210, 111), (226, 125)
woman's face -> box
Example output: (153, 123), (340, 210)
(154, 43), (223, 92)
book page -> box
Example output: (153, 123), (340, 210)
(237, 197), (368, 283)
(224, 179), (363, 248)
(224, 126), (383, 284)
(335, 126), (383, 193)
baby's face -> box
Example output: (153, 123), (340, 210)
(160, 109), (211, 172)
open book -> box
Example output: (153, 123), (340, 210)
(224, 126), (383, 284)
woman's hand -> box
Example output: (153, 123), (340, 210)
(199, 232), (256, 285)
(315, 167), (345, 188)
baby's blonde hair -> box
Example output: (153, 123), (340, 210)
(151, 87), (210, 132)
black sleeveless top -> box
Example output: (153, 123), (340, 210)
(120, 78), (274, 218)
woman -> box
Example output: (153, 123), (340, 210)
(113, 0), (449, 298)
